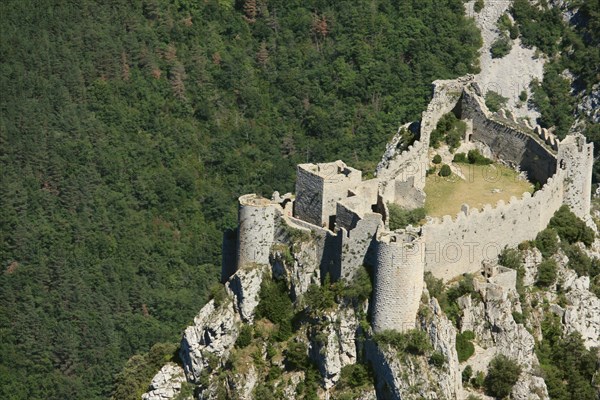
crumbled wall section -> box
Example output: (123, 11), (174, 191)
(237, 194), (276, 269)
(372, 232), (424, 333)
(461, 86), (557, 184)
(559, 133), (593, 218)
(339, 214), (383, 281)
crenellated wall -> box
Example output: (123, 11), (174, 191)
(421, 170), (565, 281)
(371, 232), (424, 333)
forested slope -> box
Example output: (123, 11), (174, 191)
(0, 0), (481, 398)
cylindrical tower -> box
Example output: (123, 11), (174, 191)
(237, 194), (276, 269)
(371, 232), (424, 333)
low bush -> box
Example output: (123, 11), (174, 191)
(485, 90), (508, 112)
(235, 325), (253, 349)
(388, 204), (426, 230)
(429, 351), (447, 368)
(373, 329), (432, 355)
(549, 205), (595, 246)
(453, 152), (467, 163)
(256, 278), (294, 341)
(563, 243), (593, 277)
(467, 149), (492, 165)
(490, 36), (512, 58)
(432, 154), (442, 164)
(456, 331), (475, 362)
(338, 364), (371, 389)
(474, 0), (484, 13)
(536, 258), (558, 287)
(439, 164), (451, 177)
(485, 355), (522, 399)
(535, 228), (559, 258)
(462, 365), (473, 383)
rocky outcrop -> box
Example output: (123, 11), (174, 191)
(309, 306), (359, 389)
(459, 280), (549, 400)
(157, 264), (269, 391)
(142, 363), (191, 400)
(467, 0), (545, 122)
(366, 296), (462, 400)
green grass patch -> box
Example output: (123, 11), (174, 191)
(424, 163), (533, 218)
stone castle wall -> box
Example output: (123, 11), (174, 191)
(461, 88), (557, 184)
(371, 232), (424, 333)
(421, 169), (565, 281)
(237, 194), (276, 269)
(559, 134), (594, 218)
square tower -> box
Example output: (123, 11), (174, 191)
(294, 160), (362, 229)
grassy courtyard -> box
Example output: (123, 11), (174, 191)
(424, 163), (534, 218)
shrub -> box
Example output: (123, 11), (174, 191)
(563, 244), (593, 277)
(512, 311), (524, 324)
(484, 355), (522, 399)
(519, 90), (528, 102)
(467, 149), (492, 165)
(235, 325), (253, 348)
(429, 112), (466, 150)
(549, 205), (594, 246)
(388, 204), (426, 230)
(485, 91), (508, 113)
(456, 331), (475, 362)
(429, 351), (446, 368)
(471, 371), (485, 389)
(304, 281), (336, 312)
(490, 36), (512, 58)
(256, 278), (294, 341)
(462, 365), (473, 383)
(439, 164), (451, 177)
(499, 247), (523, 270)
(342, 265), (372, 302)
(536, 258), (557, 287)
(432, 154), (442, 164)
(535, 228), (559, 258)
(453, 152), (467, 163)
(284, 342), (308, 371)
(338, 364), (371, 389)
(474, 0), (484, 13)
(209, 283), (227, 307)
(373, 329), (432, 355)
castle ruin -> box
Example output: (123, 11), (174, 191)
(223, 75), (593, 334)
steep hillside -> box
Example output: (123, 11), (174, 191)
(0, 1), (482, 398)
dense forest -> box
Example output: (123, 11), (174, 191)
(0, 0), (482, 398)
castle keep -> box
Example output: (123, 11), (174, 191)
(224, 75), (593, 334)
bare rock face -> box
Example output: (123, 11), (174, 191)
(366, 297), (462, 400)
(578, 84), (600, 123)
(309, 306), (359, 389)
(459, 283), (549, 400)
(563, 276), (600, 349)
(424, 297), (462, 399)
(142, 363), (190, 400)
(466, 0), (545, 122)
(156, 264), (268, 392)
(523, 248), (543, 287)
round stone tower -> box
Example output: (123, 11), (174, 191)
(237, 194), (276, 270)
(371, 231), (424, 333)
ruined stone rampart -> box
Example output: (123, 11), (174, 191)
(372, 232), (424, 333)
(559, 134), (594, 218)
(422, 169), (565, 280)
(461, 89), (558, 184)
(339, 214), (382, 281)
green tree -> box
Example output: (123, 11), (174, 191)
(484, 355), (522, 399)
